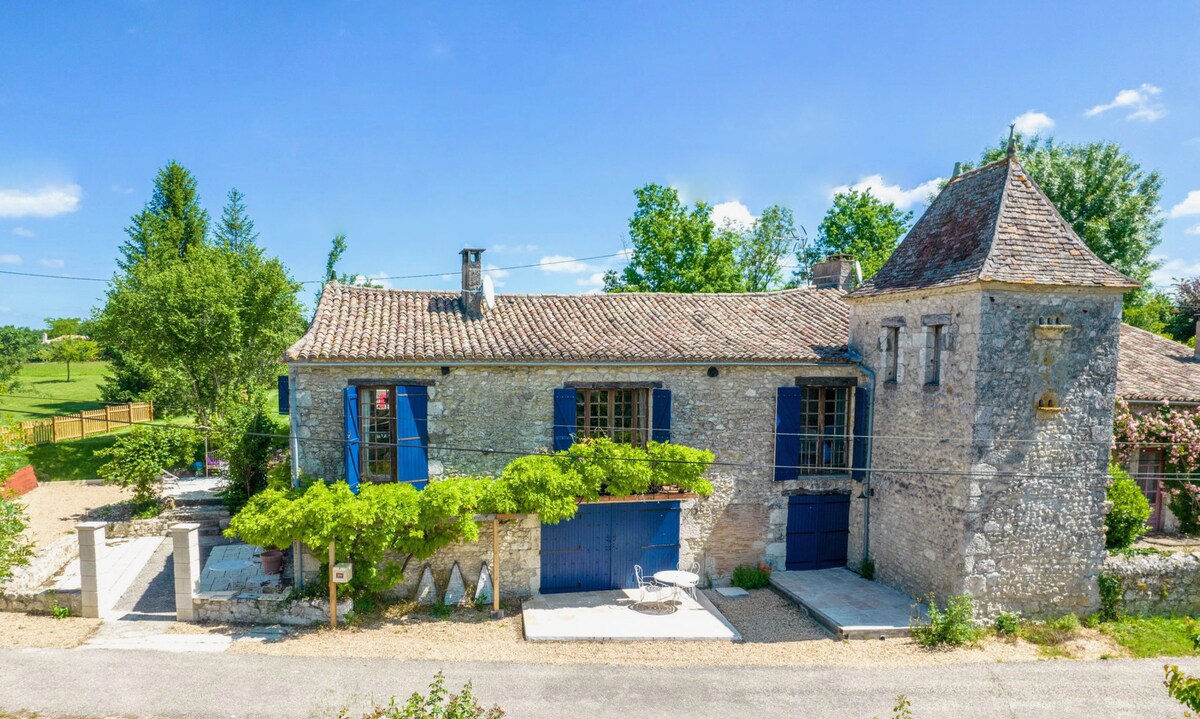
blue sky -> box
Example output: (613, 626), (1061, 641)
(2, 1), (1199, 328)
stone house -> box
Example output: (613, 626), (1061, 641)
(281, 151), (1189, 615)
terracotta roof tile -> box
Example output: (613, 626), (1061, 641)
(1118, 324), (1200, 403)
(285, 283), (850, 363)
(848, 157), (1139, 298)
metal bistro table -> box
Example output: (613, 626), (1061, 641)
(653, 569), (699, 602)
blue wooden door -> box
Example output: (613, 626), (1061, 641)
(540, 501), (680, 593)
(786, 494), (850, 571)
(394, 385), (429, 489)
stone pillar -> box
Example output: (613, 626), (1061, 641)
(170, 523), (202, 621)
(75, 522), (107, 619)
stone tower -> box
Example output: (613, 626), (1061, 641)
(844, 155), (1139, 617)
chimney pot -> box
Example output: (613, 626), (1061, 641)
(460, 248), (485, 317)
(811, 254), (856, 292)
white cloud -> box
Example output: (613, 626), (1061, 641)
(1085, 84), (1166, 121)
(352, 272), (394, 289)
(0, 254), (22, 265)
(576, 272), (607, 289)
(1186, 224), (1200, 236)
(483, 263), (509, 288)
(37, 258), (64, 268)
(710, 201), (755, 230)
(538, 254), (592, 274)
(11, 227), (35, 238)
(0, 184), (83, 218)
(616, 247), (633, 261)
(1150, 255), (1200, 287)
(831, 174), (944, 210)
(1012, 110), (1055, 136)
(1169, 190), (1200, 219)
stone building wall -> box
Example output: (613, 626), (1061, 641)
(289, 361), (864, 586)
(848, 283), (1123, 617)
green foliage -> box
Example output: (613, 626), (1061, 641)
(1165, 664), (1200, 713)
(214, 400), (286, 513)
(341, 672), (504, 719)
(1106, 464), (1151, 550)
(1165, 276), (1200, 344)
(1019, 614), (1080, 652)
(859, 556), (875, 581)
(730, 565), (771, 590)
(0, 430), (28, 483)
(96, 165), (304, 424)
(1102, 616), (1200, 658)
(96, 426), (198, 508)
(1123, 290), (1177, 338)
(994, 611), (1021, 636)
(50, 601), (70, 619)
(1098, 573), (1123, 622)
(734, 204), (798, 292)
(228, 440), (715, 598)
(0, 325), (41, 394)
(797, 189), (912, 283)
(911, 593), (982, 648)
(0, 493), (33, 585)
(39, 338), (100, 382)
(605, 184), (744, 293)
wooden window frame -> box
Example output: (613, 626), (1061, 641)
(359, 385), (397, 483)
(926, 324), (944, 386)
(797, 385), (851, 474)
(574, 387), (650, 447)
(884, 326), (900, 383)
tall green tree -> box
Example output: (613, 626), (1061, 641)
(736, 205), (797, 292)
(795, 189), (912, 284)
(41, 337), (100, 382)
(1163, 276), (1200, 344)
(119, 161), (210, 270)
(0, 326), (40, 394)
(605, 184), (744, 293)
(44, 317), (86, 339)
(96, 165), (303, 424)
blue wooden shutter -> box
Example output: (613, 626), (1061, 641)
(774, 387), (802, 481)
(851, 386), (869, 481)
(395, 385), (430, 489)
(553, 388), (576, 451)
(277, 375), (290, 415)
(343, 386), (361, 493)
(651, 388), (672, 443)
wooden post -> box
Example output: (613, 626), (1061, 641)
(328, 540), (337, 628)
(490, 517), (503, 619)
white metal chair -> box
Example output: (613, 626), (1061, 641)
(676, 560), (701, 601)
(633, 564), (673, 609)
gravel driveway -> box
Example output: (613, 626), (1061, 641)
(17, 481), (130, 548)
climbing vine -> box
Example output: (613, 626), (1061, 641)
(227, 437), (714, 597)
(1113, 398), (1200, 534)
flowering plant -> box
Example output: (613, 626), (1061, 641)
(1113, 398), (1200, 534)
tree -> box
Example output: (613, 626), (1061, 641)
(44, 317), (86, 339)
(96, 164), (304, 424)
(795, 189), (912, 284)
(318, 234), (383, 301)
(119, 160), (210, 271)
(0, 326), (40, 394)
(41, 338), (99, 382)
(736, 205), (797, 292)
(1165, 276), (1200, 344)
(968, 136), (1164, 324)
(605, 184), (744, 293)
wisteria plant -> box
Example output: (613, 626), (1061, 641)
(1113, 398), (1200, 534)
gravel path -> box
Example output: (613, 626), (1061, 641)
(17, 481), (129, 549)
(222, 588), (1130, 667)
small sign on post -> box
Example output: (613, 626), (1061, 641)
(332, 563), (353, 584)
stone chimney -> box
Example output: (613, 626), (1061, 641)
(460, 247), (484, 316)
(811, 253), (855, 291)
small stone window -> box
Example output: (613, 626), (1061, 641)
(1035, 315), (1071, 339)
(883, 326), (901, 383)
(925, 324), (944, 386)
(1036, 390), (1063, 414)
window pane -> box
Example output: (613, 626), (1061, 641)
(572, 388), (648, 446)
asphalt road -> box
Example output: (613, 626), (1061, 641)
(1, 648), (1197, 719)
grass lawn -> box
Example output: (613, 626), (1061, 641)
(27, 431), (123, 481)
(1, 361), (110, 421)
(1100, 616), (1200, 658)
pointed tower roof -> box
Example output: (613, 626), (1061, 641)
(847, 156), (1139, 298)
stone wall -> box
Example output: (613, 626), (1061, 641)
(193, 593), (351, 625)
(388, 514), (541, 600)
(848, 283), (1124, 617)
(1104, 552), (1200, 616)
(290, 361), (865, 586)
(0, 535), (82, 616)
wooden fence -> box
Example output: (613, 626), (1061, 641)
(1, 401), (154, 446)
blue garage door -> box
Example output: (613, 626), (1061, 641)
(786, 494), (850, 571)
(540, 501), (680, 593)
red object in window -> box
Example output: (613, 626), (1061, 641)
(376, 389), (390, 411)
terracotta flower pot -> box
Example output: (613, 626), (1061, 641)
(260, 549), (284, 575)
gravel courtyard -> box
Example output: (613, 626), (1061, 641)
(17, 481), (130, 549)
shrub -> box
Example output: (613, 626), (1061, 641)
(995, 611), (1021, 636)
(730, 565), (771, 590)
(1105, 464), (1150, 550)
(340, 672), (503, 719)
(0, 494), (33, 585)
(96, 426), (198, 510)
(859, 556), (876, 581)
(1098, 573), (1123, 622)
(1020, 614), (1081, 649)
(911, 593), (982, 648)
(1165, 664), (1200, 713)
(214, 401), (287, 513)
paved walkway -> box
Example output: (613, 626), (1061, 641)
(770, 568), (924, 639)
(199, 543), (279, 593)
(1, 648), (1196, 718)
(51, 536), (163, 619)
(523, 588), (740, 641)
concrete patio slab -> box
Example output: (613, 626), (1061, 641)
(715, 587), (749, 599)
(770, 568), (925, 640)
(522, 589), (741, 642)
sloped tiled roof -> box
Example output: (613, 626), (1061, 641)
(1118, 324), (1200, 403)
(848, 157), (1140, 298)
(284, 282), (851, 363)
